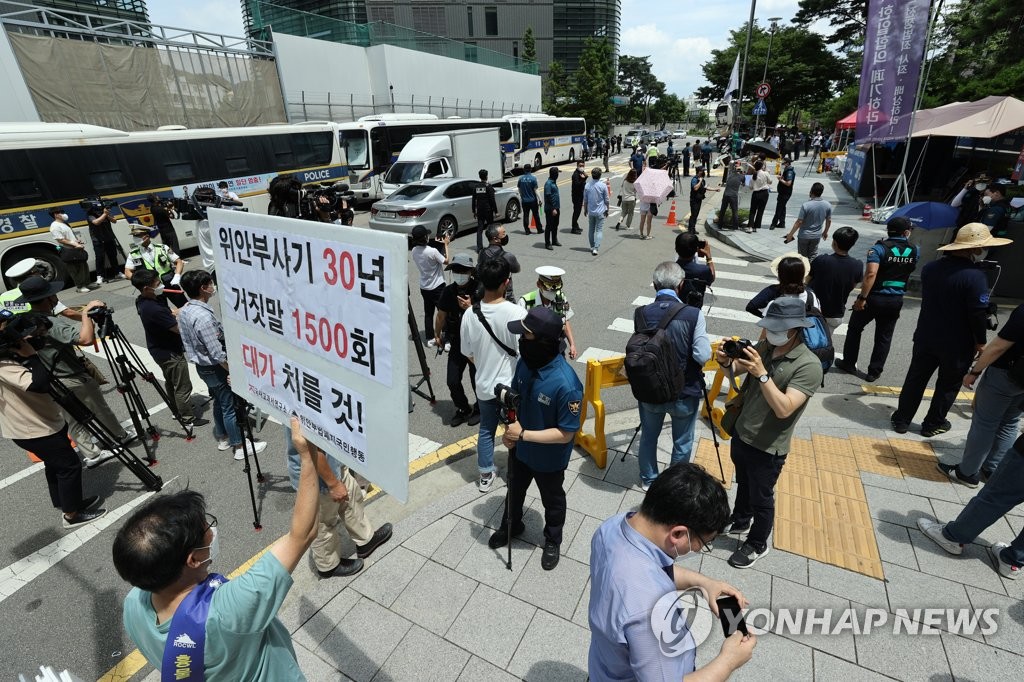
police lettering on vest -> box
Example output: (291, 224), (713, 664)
(875, 238), (918, 293)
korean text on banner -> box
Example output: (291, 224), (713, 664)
(208, 208), (410, 502)
(855, 0), (930, 144)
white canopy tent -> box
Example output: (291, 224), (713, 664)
(911, 95), (1024, 139)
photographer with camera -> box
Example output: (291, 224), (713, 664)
(146, 194), (181, 253)
(434, 253), (483, 427)
(951, 176), (989, 228)
(410, 226), (450, 346)
(124, 225), (187, 308)
(85, 200), (123, 284)
(0, 310), (107, 528)
(178, 269), (268, 460)
(16, 276), (133, 467)
(675, 232), (716, 309)
(48, 207), (94, 293)
(717, 297), (824, 568)
(487, 306), (584, 571)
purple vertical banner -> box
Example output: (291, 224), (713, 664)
(855, 0), (931, 144)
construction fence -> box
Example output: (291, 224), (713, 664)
(286, 91), (542, 124)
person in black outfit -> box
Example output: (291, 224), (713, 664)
(570, 161), (587, 234)
(807, 226), (863, 332)
(770, 157), (796, 230)
(87, 205), (122, 282)
(434, 253), (483, 428)
(674, 231), (716, 308)
(147, 194), (181, 254)
(688, 166), (707, 232)
(471, 169), (498, 253)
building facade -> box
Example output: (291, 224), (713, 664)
(242, 0), (620, 76)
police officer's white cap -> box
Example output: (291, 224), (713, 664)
(4, 257), (38, 279)
(536, 266), (565, 281)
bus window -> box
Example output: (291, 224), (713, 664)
(370, 128), (390, 171)
(0, 150), (43, 207)
(340, 129), (369, 170)
(291, 132), (333, 167)
(511, 123), (521, 148)
(164, 163), (194, 183)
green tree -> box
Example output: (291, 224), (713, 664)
(522, 26), (537, 65)
(696, 22), (846, 129)
(572, 38), (616, 132)
(650, 93), (687, 128)
(543, 60), (569, 116)
(617, 55), (665, 124)
(793, 0), (867, 51)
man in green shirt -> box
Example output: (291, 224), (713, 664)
(114, 417), (321, 681)
(716, 297), (823, 569)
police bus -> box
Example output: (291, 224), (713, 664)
(337, 114), (516, 203)
(503, 114), (587, 173)
(0, 121), (346, 292)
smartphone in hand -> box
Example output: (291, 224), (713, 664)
(717, 595), (748, 637)
(783, 235), (794, 243)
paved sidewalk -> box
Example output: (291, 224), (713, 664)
(134, 388), (1024, 681)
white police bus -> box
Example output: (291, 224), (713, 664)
(503, 114), (587, 173)
(337, 114), (516, 203)
(0, 121), (346, 291)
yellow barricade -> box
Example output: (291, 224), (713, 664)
(575, 341), (742, 469)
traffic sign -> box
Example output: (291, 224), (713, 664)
(752, 99), (768, 116)
(755, 82), (771, 99)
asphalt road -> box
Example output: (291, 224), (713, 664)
(0, 142), (986, 680)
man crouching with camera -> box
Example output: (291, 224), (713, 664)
(487, 307), (584, 570)
(718, 297), (823, 569)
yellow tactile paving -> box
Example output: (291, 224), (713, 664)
(812, 434), (855, 458)
(862, 385), (975, 402)
(776, 471), (821, 500)
(775, 495), (824, 530)
(818, 471), (868, 501)
(774, 518), (830, 562)
(820, 493), (874, 528)
(694, 438), (734, 488)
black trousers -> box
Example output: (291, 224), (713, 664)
(683, 156), (690, 176)
(476, 213), (493, 252)
(420, 284), (445, 338)
(718, 194), (739, 229)
(748, 189), (770, 229)
(571, 199), (584, 230)
(843, 294), (904, 376)
(893, 343), (973, 430)
(770, 193), (792, 228)
(793, 146), (801, 161)
(544, 209), (560, 246)
(688, 197), (702, 232)
(522, 201), (542, 232)
(500, 452), (567, 545)
(14, 423), (83, 514)
(729, 436), (787, 553)
(446, 346), (477, 412)
(158, 224), (181, 253)
(92, 237), (120, 279)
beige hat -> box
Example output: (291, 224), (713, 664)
(936, 223), (1013, 251)
(769, 251), (811, 282)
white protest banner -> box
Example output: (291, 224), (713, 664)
(208, 208), (410, 502)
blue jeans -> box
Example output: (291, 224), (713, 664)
(944, 441), (1024, 567)
(588, 213), (605, 250)
(637, 396), (700, 485)
(477, 398), (500, 474)
(959, 367), (1024, 477)
(196, 364), (241, 446)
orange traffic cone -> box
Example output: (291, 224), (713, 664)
(665, 200), (678, 227)
(529, 212), (538, 233)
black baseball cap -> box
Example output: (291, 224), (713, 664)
(508, 306), (563, 340)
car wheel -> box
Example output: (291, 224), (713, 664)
(2, 246), (65, 291)
(504, 197), (521, 223)
(437, 215), (458, 241)
(568, 148), (575, 163)
(534, 153), (542, 170)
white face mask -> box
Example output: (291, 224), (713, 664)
(59, 213), (69, 222)
(540, 288), (558, 302)
(206, 284), (217, 296)
(970, 249), (990, 263)
(766, 329), (792, 346)
(152, 284), (165, 295)
(669, 529), (695, 560)
(975, 184), (987, 192)
(452, 273), (470, 286)
(194, 526), (219, 566)
(982, 195), (993, 205)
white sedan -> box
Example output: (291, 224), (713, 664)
(368, 178), (521, 239)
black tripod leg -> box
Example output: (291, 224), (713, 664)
(619, 424), (643, 463)
(234, 395), (265, 529)
(407, 296), (437, 403)
(700, 381), (727, 484)
(506, 446), (514, 571)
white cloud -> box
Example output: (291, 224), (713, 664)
(148, 0), (247, 38)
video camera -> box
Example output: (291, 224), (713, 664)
(0, 310), (51, 359)
(268, 174), (354, 224)
(79, 196), (119, 213)
(722, 337), (754, 359)
(494, 382), (520, 424)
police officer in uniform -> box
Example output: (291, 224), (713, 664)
(770, 157), (797, 230)
(518, 266), (577, 360)
(124, 225), (187, 307)
(1, 259), (84, 321)
(487, 306), (584, 571)
(837, 217), (919, 382)
(471, 169), (497, 253)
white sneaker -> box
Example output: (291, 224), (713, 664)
(77, 287), (92, 293)
(478, 472), (495, 493)
(426, 338), (438, 348)
(114, 273), (126, 280)
(989, 542), (1021, 580)
(84, 450), (117, 468)
(233, 440), (268, 460)
(917, 518), (964, 555)
(95, 276), (104, 284)
(217, 439), (231, 451)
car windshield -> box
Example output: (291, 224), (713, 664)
(339, 130), (369, 170)
(390, 184), (434, 201)
(385, 162), (424, 186)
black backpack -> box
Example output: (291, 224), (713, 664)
(625, 302), (687, 404)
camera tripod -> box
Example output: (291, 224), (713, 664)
(613, 379), (727, 485)
(49, 376), (162, 491)
(497, 401), (518, 571)
(92, 310), (195, 464)
(407, 286), (437, 405)
(232, 393), (268, 531)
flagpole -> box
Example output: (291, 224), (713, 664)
(736, 0), (757, 134)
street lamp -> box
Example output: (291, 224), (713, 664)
(756, 17), (782, 136)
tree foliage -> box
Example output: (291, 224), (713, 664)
(571, 38), (617, 132)
(543, 60), (569, 116)
(522, 26), (537, 65)
(696, 22), (846, 129)
(617, 55), (665, 124)
(793, 0), (867, 52)
(649, 93), (687, 128)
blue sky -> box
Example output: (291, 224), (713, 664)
(148, 0), (809, 98)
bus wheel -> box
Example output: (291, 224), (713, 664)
(437, 215), (458, 241)
(568, 148), (575, 163)
(534, 153), (543, 170)
(504, 198), (521, 223)
(2, 246), (65, 291)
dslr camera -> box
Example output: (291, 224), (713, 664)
(722, 337), (754, 359)
(494, 383), (520, 424)
(79, 196), (119, 213)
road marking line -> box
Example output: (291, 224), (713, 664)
(0, 481), (174, 605)
(0, 463), (44, 491)
(709, 257), (749, 267)
(713, 271), (777, 284)
(705, 308), (762, 323)
(607, 317), (634, 333)
(576, 347), (625, 364)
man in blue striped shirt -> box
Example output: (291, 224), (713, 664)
(179, 270), (266, 461)
(589, 463), (756, 681)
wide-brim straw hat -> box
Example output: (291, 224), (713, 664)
(936, 223), (1013, 251)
